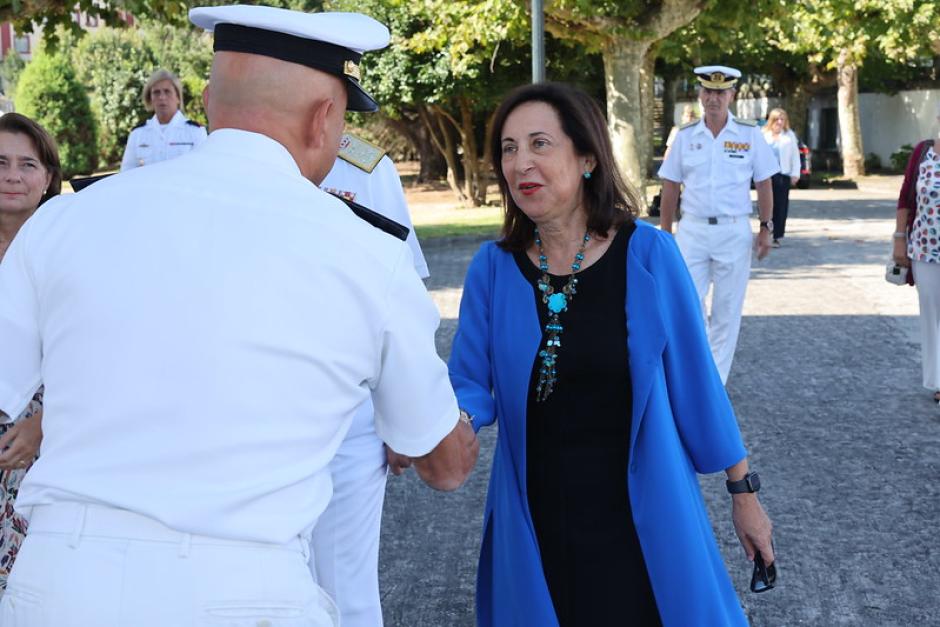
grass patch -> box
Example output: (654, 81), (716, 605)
(412, 205), (503, 239)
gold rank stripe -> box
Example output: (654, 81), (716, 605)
(337, 133), (387, 174)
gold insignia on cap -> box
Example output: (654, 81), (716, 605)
(344, 60), (361, 81)
(710, 71), (725, 82)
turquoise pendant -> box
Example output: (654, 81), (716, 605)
(547, 292), (567, 313)
(532, 228), (590, 402)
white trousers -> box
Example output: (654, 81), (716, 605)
(0, 502), (338, 627)
(310, 397), (387, 627)
(675, 216), (754, 384)
(912, 260), (940, 391)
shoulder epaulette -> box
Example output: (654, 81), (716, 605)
(329, 192), (409, 241)
(337, 133), (386, 174)
(185, 119), (203, 127)
(679, 120), (699, 130)
(734, 118), (758, 127)
(132, 121), (147, 130)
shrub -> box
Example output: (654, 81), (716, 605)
(72, 28), (157, 169)
(0, 53), (25, 96)
(864, 152), (882, 172)
(890, 144), (915, 172)
(15, 47), (97, 177)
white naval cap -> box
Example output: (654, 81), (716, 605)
(693, 65), (741, 90)
(189, 5), (390, 112)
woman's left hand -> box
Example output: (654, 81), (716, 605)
(0, 410), (43, 470)
(731, 493), (774, 564)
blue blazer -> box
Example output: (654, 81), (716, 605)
(449, 221), (749, 626)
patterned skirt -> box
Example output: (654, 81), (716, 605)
(0, 394), (41, 594)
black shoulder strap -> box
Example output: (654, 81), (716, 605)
(185, 120), (203, 127)
(328, 193), (409, 242)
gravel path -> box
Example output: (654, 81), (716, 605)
(378, 185), (939, 627)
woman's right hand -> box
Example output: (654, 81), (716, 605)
(893, 237), (911, 268)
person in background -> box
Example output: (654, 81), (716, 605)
(449, 82), (773, 626)
(312, 134), (430, 627)
(120, 69), (207, 170)
(664, 103), (699, 159)
(0, 6), (477, 626)
(893, 102), (940, 404)
(762, 108), (801, 247)
(657, 65), (779, 385)
(0, 113), (61, 596)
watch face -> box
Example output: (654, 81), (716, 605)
(747, 472), (761, 492)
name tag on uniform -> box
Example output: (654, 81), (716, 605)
(169, 142), (195, 146)
(724, 141), (749, 158)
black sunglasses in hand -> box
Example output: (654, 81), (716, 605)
(750, 549), (777, 593)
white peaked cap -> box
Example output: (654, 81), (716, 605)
(189, 5), (390, 112)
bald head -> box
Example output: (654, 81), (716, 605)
(206, 51), (348, 183)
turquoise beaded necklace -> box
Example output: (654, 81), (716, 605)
(534, 227), (590, 401)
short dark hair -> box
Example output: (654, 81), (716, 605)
(489, 82), (638, 252)
(0, 113), (62, 206)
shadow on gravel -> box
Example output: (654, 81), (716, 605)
(722, 313), (940, 626)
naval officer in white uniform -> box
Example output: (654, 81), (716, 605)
(657, 65), (779, 384)
(313, 136), (429, 627)
(120, 69), (207, 171)
(0, 6), (478, 627)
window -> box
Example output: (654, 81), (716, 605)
(13, 36), (29, 55)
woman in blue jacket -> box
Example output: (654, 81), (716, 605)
(448, 83), (774, 626)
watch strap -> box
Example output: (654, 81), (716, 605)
(726, 471), (760, 494)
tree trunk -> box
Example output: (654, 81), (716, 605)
(386, 114), (446, 183)
(836, 49), (865, 178)
(459, 96), (487, 207)
(602, 38), (651, 197)
(661, 72), (679, 150)
(419, 105), (467, 203)
(639, 46), (657, 182)
(784, 82), (810, 143)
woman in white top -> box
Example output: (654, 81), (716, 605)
(762, 108), (801, 246)
(120, 70), (207, 171)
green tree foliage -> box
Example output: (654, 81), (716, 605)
(329, 0), (602, 206)
(0, 52), (25, 95)
(764, 0), (940, 177)
(72, 28), (156, 168)
(542, 0), (709, 194)
(14, 46), (97, 177)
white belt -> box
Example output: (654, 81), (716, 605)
(26, 502), (310, 559)
(681, 214), (750, 224)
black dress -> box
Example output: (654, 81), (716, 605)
(513, 223), (662, 626)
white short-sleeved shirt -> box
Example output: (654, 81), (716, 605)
(658, 113), (780, 217)
(321, 156), (429, 279)
(0, 129), (458, 544)
(120, 110), (208, 171)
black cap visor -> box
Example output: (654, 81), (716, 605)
(214, 23), (379, 112)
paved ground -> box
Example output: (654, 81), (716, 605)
(378, 182), (940, 626)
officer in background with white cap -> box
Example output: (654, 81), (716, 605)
(0, 5), (478, 626)
(313, 136), (429, 627)
(120, 69), (208, 171)
(657, 65), (779, 384)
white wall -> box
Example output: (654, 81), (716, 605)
(673, 89), (940, 167)
(859, 89), (940, 166)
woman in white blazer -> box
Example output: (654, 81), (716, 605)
(762, 108), (801, 246)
